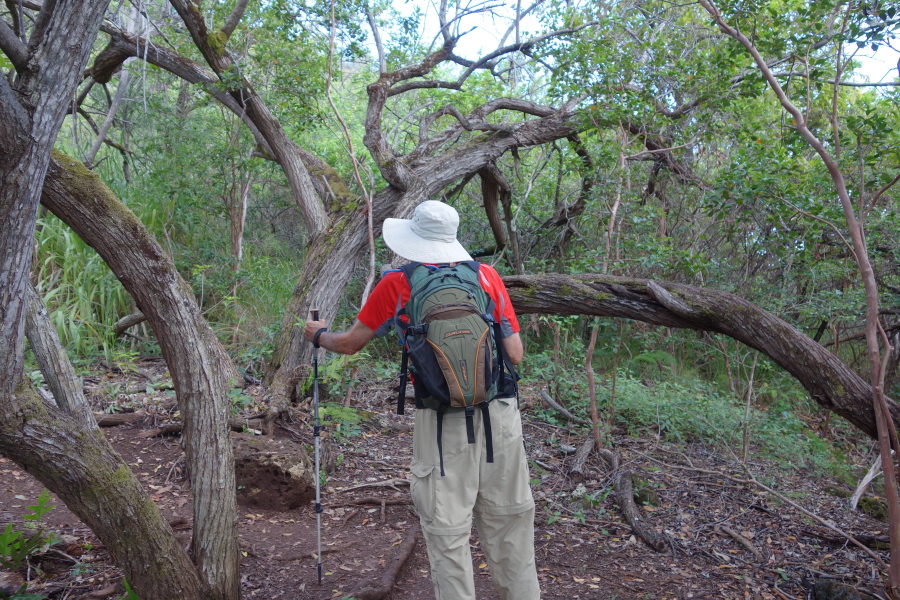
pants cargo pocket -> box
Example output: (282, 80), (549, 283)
(409, 461), (436, 522)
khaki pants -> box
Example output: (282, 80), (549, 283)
(410, 398), (541, 600)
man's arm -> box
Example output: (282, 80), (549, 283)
(303, 319), (376, 355)
(502, 332), (523, 365)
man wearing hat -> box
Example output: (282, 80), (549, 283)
(304, 200), (540, 600)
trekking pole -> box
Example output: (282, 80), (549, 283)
(311, 309), (324, 585)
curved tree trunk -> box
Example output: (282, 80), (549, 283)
(41, 151), (241, 600)
(1, 382), (208, 599)
(0, 0), (213, 598)
(503, 273), (897, 440)
(266, 187), (405, 400)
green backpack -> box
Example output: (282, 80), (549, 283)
(395, 261), (507, 475)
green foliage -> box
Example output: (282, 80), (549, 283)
(24, 490), (55, 523)
(611, 372), (852, 478)
(320, 403), (364, 443)
(317, 351), (367, 398)
(0, 524), (47, 570)
(121, 578), (141, 600)
(0, 490), (57, 571)
(227, 387), (254, 413)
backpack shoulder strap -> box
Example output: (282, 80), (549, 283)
(399, 262), (421, 282)
(461, 260), (481, 275)
(394, 262), (421, 415)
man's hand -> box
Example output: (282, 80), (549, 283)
(304, 318), (328, 343)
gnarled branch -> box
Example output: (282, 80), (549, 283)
(504, 273), (898, 441)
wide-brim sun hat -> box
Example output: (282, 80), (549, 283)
(382, 200), (473, 264)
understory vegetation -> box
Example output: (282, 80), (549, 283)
(29, 0), (900, 484)
(8, 0), (900, 595)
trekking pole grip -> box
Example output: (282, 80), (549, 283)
(310, 309), (328, 349)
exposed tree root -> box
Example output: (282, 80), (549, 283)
(347, 524), (420, 600)
(802, 528), (891, 551)
(95, 411), (147, 427)
(615, 471), (668, 552)
(338, 508), (361, 530)
(137, 417), (268, 438)
(337, 479), (410, 493)
(272, 541), (355, 562)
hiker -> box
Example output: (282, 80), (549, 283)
(304, 200), (540, 600)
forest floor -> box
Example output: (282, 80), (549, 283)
(0, 358), (891, 600)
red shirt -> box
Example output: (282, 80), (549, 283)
(358, 263), (520, 337)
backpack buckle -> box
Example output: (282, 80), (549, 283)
(408, 323), (429, 336)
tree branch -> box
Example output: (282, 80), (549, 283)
(3, 0), (24, 41)
(479, 162), (510, 254)
(95, 23), (336, 232)
(366, 6), (386, 74)
(0, 17), (28, 69)
(410, 98), (559, 164)
(539, 135), (594, 251)
(221, 0), (249, 39)
(471, 26), (592, 75)
(502, 273), (900, 442)
(25, 0), (56, 54)
(0, 74), (30, 163)
(24, 283), (97, 430)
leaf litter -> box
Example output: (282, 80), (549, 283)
(0, 361), (890, 599)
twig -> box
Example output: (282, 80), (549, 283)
(720, 526), (764, 561)
(634, 450), (888, 570)
(336, 479), (410, 493)
(338, 508), (360, 530)
(539, 390), (588, 424)
(164, 454), (185, 485)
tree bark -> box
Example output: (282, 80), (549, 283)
(0, 1), (212, 598)
(1, 381), (208, 599)
(42, 151), (241, 600)
(504, 273), (898, 441)
(615, 471), (668, 552)
(24, 283), (96, 429)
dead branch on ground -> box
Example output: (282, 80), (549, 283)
(614, 471), (668, 552)
(569, 437), (595, 482)
(539, 390), (588, 425)
(347, 524), (420, 600)
(635, 450), (888, 570)
(332, 496), (412, 507)
(95, 411), (146, 427)
(337, 479), (410, 493)
(720, 526), (764, 561)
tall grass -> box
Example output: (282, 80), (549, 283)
(33, 213), (133, 359)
